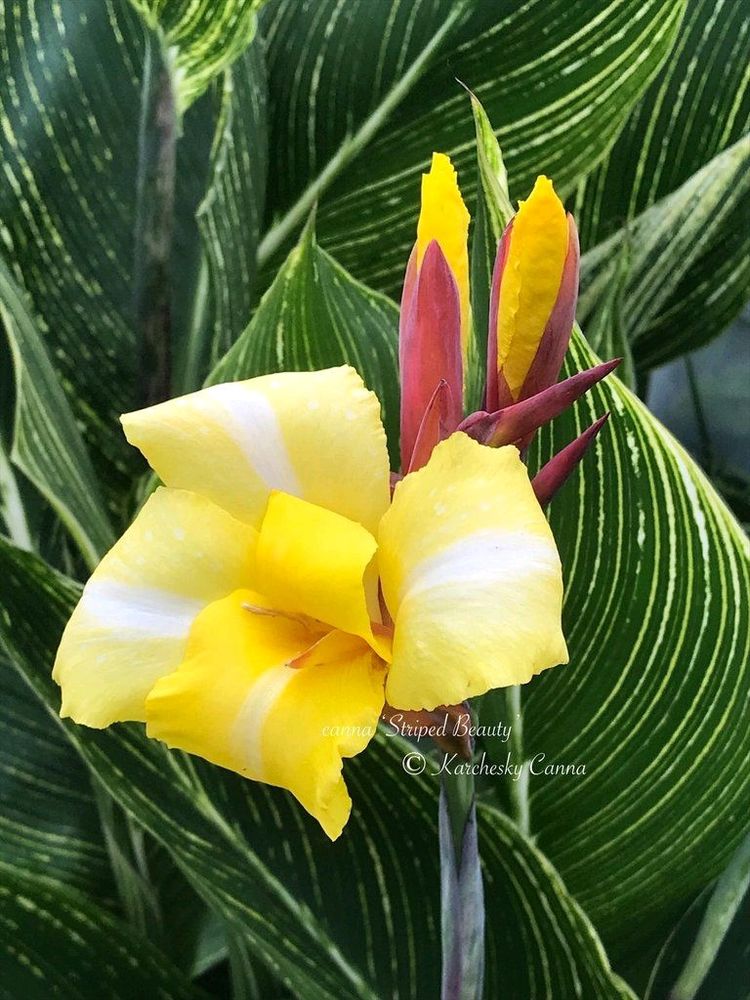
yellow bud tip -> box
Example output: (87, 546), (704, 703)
(516, 174), (565, 222)
(416, 152), (471, 352)
(497, 174), (569, 399)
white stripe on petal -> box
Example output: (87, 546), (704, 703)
(231, 664), (295, 777)
(84, 579), (204, 637)
(209, 384), (301, 495)
(402, 531), (560, 602)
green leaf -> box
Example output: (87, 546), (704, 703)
(0, 258), (114, 569)
(576, 0), (750, 364)
(667, 830), (750, 1000)
(0, 653), (225, 978)
(0, 442), (33, 552)
(647, 314), (750, 527)
(470, 100), (750, 958)
(257, 0), (685, 294)
(578, 135), (750, 368)
(0, 538), (634, 1000)
(0, 1), (260, 500)
(512, 329), (750, 957)
(0, 1), (144, 499)
(0, 657), (112, 901)
(129, 0), (263, 113)
(642, 882), (750, 1000)
(470, 91), (513, 239)
(209, 220), (401, 468)
(189, 38), (268, 383)
(0, 862), (204, 1000)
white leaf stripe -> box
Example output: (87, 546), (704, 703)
(0, 659), (111, 902)
(520, 331), (750, 954)
(0, 864), (201, 998)
(576, 0), (750, 363)
(0, 258), (115, 568)
(258, 0), (684, 298)
(579, 135), (750, 366)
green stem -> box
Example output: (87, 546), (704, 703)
(134, 29), (178, 407)
(442, 763), (475, 860)
(439, 730), (485, 1000)
(506, 685), (530, 836)
(669, 831), (750, 1000)
(177, 254), (210, 393)
(256, 1), (469, 268)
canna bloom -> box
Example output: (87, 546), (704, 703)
(54, 367), (567, 840)
(486, 176), (580, 412)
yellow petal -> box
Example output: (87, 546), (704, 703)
(255, 491), (391, 660)
(121, 366), (390, 534)
(497, 175), (568, 399)
(378, 433), (567, 710)
(53, 489), (256, 727)
(146, 590), (385, 840)
(416, 152), (471, 353)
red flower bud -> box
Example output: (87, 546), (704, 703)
(399, 240), (463, 472)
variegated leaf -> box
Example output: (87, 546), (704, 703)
(257, 0), (685, 296)
(576, 0), (750, 365)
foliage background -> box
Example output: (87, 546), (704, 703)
(0, 1), (748, 998)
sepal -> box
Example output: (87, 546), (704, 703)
(461, 359), (619, 450)
(399, 240), (463, 472)
(532, 413), (609, 507)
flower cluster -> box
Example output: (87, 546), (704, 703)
(54, 153), (615, 839)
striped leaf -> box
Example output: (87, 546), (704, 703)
(0, 658), (112, 901)
(0, 658), (228, 979)
(0, 0), (686, 502)
(0, 863), (203, 1000)
(257, 0), (685, 295)
(575, 0), (750, 366)
(189, 38), (268, 385)
(508, 329), (750, 957)
(0, 258), (114, 569)
(578, 135), (750, 367)
(129, 0), (263, 113)
(0, 1), (161, 501)
(0, 1), (262, 506)
(465, 89), (750, 971)
(0, 538), (634, 1000)
(210, 219), (401, 467)
(642, 873), (750, 999)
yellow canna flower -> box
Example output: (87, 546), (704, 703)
(416, 152), (471, 354)
(54, 367), (566, 840)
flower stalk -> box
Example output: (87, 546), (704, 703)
(440, 731), (485, 1000)
(505, 685), (530, 836)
